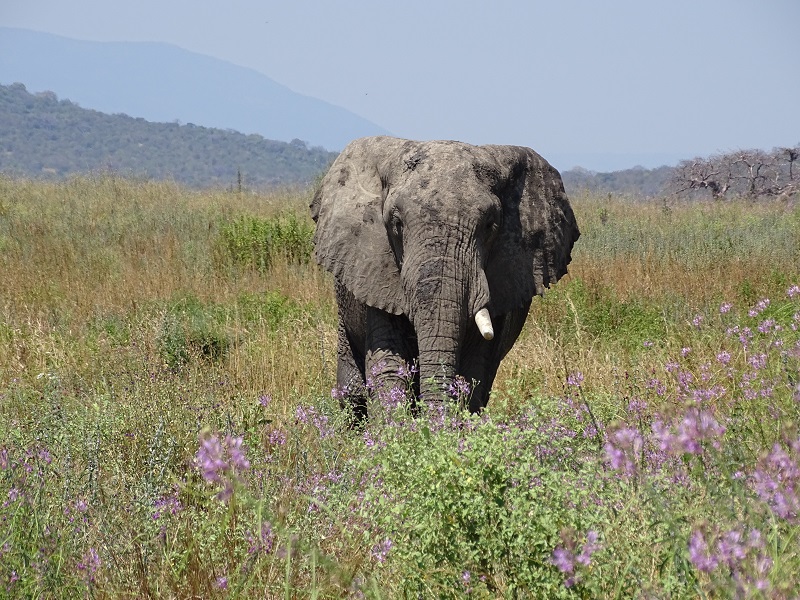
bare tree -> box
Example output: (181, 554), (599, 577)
(671, 144), (800, 200)
(670, 154), (732, 199)
(776, 146), (799, 182)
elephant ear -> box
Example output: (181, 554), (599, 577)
(484, 145), (580, 315)
(310, 137), (407, 315)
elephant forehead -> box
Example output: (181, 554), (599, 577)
(399, 176), (498, 219)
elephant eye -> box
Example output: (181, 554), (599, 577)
(391, 213), (403, 240)
(388, 210), (404, 267)
(484, 211), (502, 241)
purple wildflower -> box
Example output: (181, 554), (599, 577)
(787, 284), (800, 299)
(396, 362), (418, 379)
(258, 394), (271, 407)
(551, 530), (601, 588)
(687, 526), (774, 594)
(447, 376), (472, 401)
(215, 576), (228, 590)
(566, 371), (584, 387)
(748, 353), (767, 370)
(196, 435), (226, 484)
(195, 433), (251, 502)
(678, 410), (725, 453)
(688, 530), (718, 572)
(719, 302), (733, 314)
(716, 529), (747, 567)
(268, 429), (287, 446)
(363, 430), (378, 449)
(749, 298), (770, 317)
(371, 538), (393, 563)
(577, 530), (601, 566)
(152, 493), (182, 520)
(550, 546), (575, 575)
(751, 440), (800, 521)
(646, 378), (666, 395)
(716, 351), (731, 365)
(295, 405), (334, 438)
(380, 385), (407, 411)
(757, 318), (777, 334)
(247, 521), (275, 555)
(330, 384), (351, 401)
(653, 409), (725, 455)
(227, 436), (250, 472)
(604, 427), (643, 476)
(7, 487), (20, 503)
(692, 314), (704, 328)
(76, 547), (101, 584)
(627, 397), (648, 415)
(38, 448), (52, 465)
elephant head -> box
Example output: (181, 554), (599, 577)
(311, 136), (579, 410)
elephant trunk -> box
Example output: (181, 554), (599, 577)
(408, 252), (490, 403)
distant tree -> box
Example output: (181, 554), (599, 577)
(670, 145), (800, 200)
(671, 154), (732, 199)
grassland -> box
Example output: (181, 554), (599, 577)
(1, 175), (799, 598)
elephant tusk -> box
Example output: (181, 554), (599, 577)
(475, 308), (494, 340)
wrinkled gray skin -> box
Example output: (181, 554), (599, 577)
(311, 136), (579, 418)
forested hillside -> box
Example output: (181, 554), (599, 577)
(0, 83), (337, 188)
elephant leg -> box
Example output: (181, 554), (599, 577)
(460, 302), (531, 412)
(365, 307), (418, 407)
(336, 316), (367, 421)
(334, 282), (368, 421)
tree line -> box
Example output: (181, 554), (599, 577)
(3, 81), (797, 200)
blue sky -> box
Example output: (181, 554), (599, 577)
(2, 0), (798, 171)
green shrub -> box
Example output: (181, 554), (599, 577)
(157, 295), (230, 369)
(345, 410), (608, 597)
(217, 213), (314, 271)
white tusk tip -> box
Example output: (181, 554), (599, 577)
(475, 308), (494, 340)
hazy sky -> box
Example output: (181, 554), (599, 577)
(2, 0), (798, 171)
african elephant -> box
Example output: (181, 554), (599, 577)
(310, 136), (579, 417)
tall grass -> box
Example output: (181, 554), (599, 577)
(1, 175), (798, 597)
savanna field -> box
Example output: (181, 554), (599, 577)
(1, 175), (799, 599)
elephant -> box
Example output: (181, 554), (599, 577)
(310, 136), (579, 418)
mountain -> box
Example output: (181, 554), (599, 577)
(0, 27), (391, 151)
(0, 82), (338, 188)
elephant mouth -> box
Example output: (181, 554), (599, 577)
(474, 308), (494, 340)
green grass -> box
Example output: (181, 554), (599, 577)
(1, 175), (799, 597)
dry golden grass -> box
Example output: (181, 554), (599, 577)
(1, 175), (798, 402)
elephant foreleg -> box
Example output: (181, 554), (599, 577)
(334, 282), (368, 421)
(336, 316), (367, 421)
(365, 307), (419, 406)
